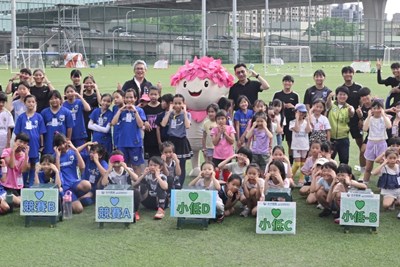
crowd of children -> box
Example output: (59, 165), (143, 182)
(1, 61), (400, 224)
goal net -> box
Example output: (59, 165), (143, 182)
(264, 46), (312, 76)
(0, 55), (8, 70)
(383, 47), (400, 66)
(10, 49), (45, 72)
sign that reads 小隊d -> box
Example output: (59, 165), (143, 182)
(256, 201), (296, 234)
(170, 189), (217, 218)
(20, 188), (59, 216)
(95, 190), (134, 223)
(340, 192), (380, 227)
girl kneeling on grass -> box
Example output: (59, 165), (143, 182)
(134, 156), (168, 220)
(33, 154), (62, 190)
(218, 174), (241, 218)
(240, 163), (265, 217)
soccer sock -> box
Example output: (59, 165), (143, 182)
(292, 161), (300, 178)
(298, 162), (305, 183)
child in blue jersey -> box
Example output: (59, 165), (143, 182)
(111, 89), (146, 174)
(77, 142), (108, 206)
(33, 154), (62, 190)
(14, 95), (46, 187)
(234, 95), (254, 148)
(89, 93), (114, 154)
(160, 94), (192, 188)
(111, 90), (125, 150)
(53, 133), (89, 214)
(41, 90), (74, 154)
(63, 85), (91, 148)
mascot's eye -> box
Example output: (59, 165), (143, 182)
(183, 81), (187, 88)
(204, 80), (209, 87)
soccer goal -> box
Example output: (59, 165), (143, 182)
(383, 47), (400, 66)
(264, 46), (312, 76)
(10, 49), (45, 72)
(0, 55), (8, 70)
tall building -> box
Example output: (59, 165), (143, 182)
(331, 4), (363, 23)
(393, 13), (400, 23)
(230, 5), (331, 34)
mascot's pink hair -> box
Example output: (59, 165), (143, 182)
(171, 56), (234, 88)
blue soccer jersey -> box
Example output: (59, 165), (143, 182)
(14, 112), (46, 158)
(234, 109), (254, 137)
(89, 107), (113, 153)
(116, 107), (146, 148)
(63, 99), (88, 141)
(58, 149), (79, 189)
(82, 154), (108, 189)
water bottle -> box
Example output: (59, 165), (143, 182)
(6, 192), (13, 213)
(63, 190), (73, 219)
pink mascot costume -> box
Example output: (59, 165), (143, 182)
(171, 56), (234, 176)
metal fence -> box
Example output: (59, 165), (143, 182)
(0, 1), (399, 65)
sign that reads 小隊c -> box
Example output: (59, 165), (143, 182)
(20, 188), (59, 216)
(170, 189), (217, 218)
(95, 190), (134, 223)
(340, 192), (380, 227)
(256, 201), (296, 234)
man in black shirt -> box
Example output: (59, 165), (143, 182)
(228, 63), (270, 110)
(5, 68), (32, 96)
(273, 75), (299, 164)
(121, 60), (154, 103)
(376, 60), (400, 108)
(303, 69), (332, 111)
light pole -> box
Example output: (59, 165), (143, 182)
(206, 23), (217, 55)
(125, 10), (135, 34)
(112, 27), (122, 62)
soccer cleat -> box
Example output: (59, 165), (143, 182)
(240, 206), (250, 217)
(154, 208), (165, 220)
(135, 211), (140, 221)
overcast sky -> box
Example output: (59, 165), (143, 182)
(385, 0), (399, 20)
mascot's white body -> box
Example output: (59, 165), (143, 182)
(171, 57), (234, 176)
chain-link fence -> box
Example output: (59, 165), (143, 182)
(0, 1), (399, 66)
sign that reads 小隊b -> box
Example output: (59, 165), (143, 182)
(340, 192), (380, 227)
(20, 188), (59, 216)
(170, 189), (217, 218)
(95, 190), (134, 223)
(256, 201), (296, 234)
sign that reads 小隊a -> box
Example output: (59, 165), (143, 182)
(95, 190), (134, 223)
(20, 188), (59, 216)
(340, 192), (380, 227)
(170, 189), (217, 218)
(256, 201), (296, 234)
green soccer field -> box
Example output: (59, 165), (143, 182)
(1, 62), (399, 267)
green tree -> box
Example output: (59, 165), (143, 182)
(305, 18), (356, 36)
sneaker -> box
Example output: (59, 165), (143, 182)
(397, 212), (400, 219)
(216, 214), (225, 223)
(135, 211), (140, 221)
(174, 178), (181, 189)
(154, 208), (165, 220)
(296, 182), (304, 188)
(319, 208), (332, 217)
(389, 203), (396, 211)
(316, 204), (324, 210)
(334, 218), (340, 224)
(240, 206), (250, 217)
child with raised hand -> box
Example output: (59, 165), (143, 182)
(143, 86), (163, 158)
(218, 174), (242, 217)
(33, 154), (62, 190)
(11, 81), (30, 122)
(271, 99), (284, 146)
(89, 93), (114, 154)
(234, 95), (253, 148)
(313, 161), (338, 217)
(309, 98), (331, 144)
(218, 146), (252, 181)
(217, 97), (234, 126)
(372, 148), (400, 215)
(362, 99), (392, 184)
(155, 93), (174, 146)
(375, 137), (400, 164)
(330, 164), (367, 223)
(30, 69), (54, 113)
(14, 95), (46, 187)
(53, 133), (89, 214)
(264, 160), (290, 190)
(268, 145), (293, 185)
(70, 69), (82, 93)
(81, 75), (102, 141)
(211, 110), (236, 167)
(246, 111), (273, 173)
(304, 158), (329, 205)
(202, 103), (218, 163)
(134, 156), (168, 220)
(240, 163), (265, 217)
(0, 158), (21, 213)
(300, 140), (322, 187)
(111, 90), (125, 150)
(0, 92), (14, 156)
(111, 89), (146, 175)
(78, 142), (108, 206)
(290, 103), (312, 186)
(253, 99), (266, 113)
(160, 141), (181, 190)
(101, 150), (140, 221)
(160, 94), (192, 187)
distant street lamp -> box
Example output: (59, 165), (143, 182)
(125, 10), (135, 34)
(112, 27), (122, 61)
(22, 28), (32, 49)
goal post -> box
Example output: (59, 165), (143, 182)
(10, 49), (45, 73)
(264, 46), (312, 77)
(383, 47), (400, 66)
(0, 55), (8, 70)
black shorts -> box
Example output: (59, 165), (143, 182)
(349, 118), (363, 139)
(283, 125), (292, 144)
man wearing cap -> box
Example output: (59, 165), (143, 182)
(228, 63), (270, 110)
(121, 60), (156, 102)
(327, 86), (355, 164)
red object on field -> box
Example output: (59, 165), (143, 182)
(215, 169), (231, 182)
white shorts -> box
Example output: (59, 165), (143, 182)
(381, 188), (400, 199)
(293, 150), (308, 159)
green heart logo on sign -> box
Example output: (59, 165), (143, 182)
(271, 209), (281, 218)
(355, 200), (365, 210)
(189, 192), (198, 202)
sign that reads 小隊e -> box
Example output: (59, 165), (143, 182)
(95, 190), (134, 223)
(340, 192), (380, 227)
(170, 189), (217, 218)
(20, 188), (59, 216)
(256, 201), (296, 234)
